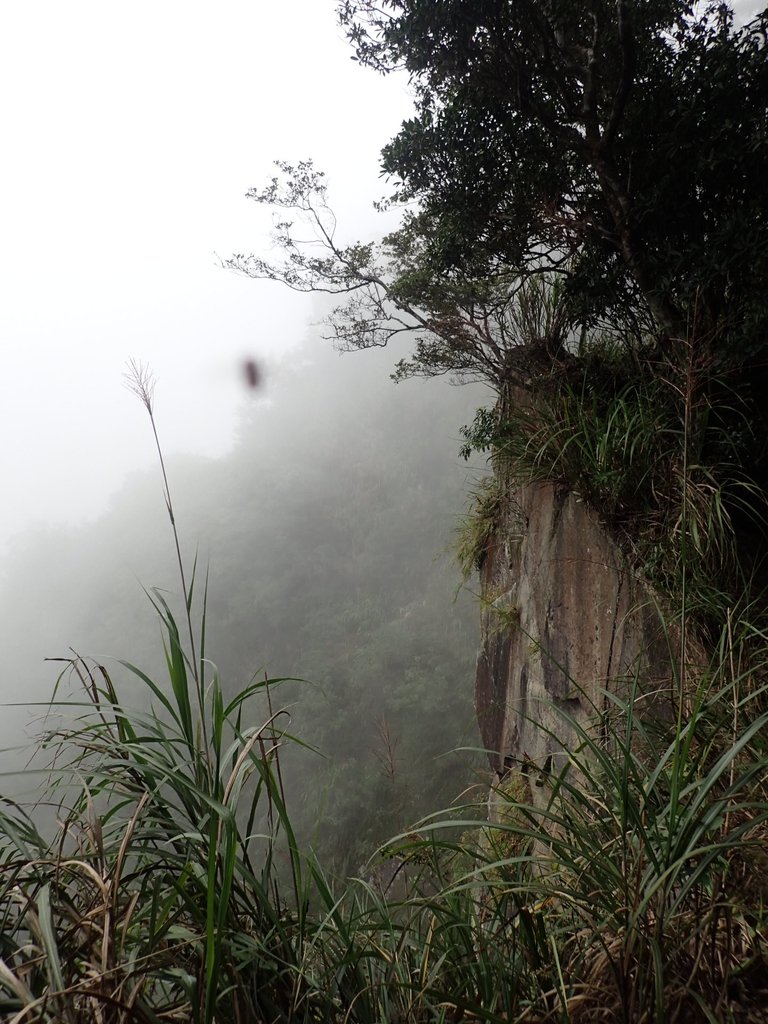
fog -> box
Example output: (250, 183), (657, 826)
(2, 2), (468, 863)
(0, 333), (488, 866)
(1, 0), (413, 551)
(5, 0), (759, 865)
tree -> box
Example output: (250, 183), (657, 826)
(225, 160), (578, 389)
(338, 0), (768, 360)
(229, 3), (768, 392)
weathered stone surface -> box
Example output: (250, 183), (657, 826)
(475, 478), (672, 800)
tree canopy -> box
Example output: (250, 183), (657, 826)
(230, 2), (768, 390)
(340, 0), (768, 353)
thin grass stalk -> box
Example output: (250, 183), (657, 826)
(124, 360), (208, 755)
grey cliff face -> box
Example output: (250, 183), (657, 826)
(475, 478), (672, 801)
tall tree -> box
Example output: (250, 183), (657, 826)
(339, 0), (768, 358)
(230, 3), (768, 391)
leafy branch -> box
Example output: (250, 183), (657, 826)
(225, 160), (581, 389)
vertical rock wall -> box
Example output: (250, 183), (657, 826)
(475, 477), (672, 796)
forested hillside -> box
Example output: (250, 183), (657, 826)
(0, 340), (485, 869)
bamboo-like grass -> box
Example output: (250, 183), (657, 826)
(422, 654), (768, 1022)
(1, 361), (768, 1022)
(461, 330), (768, 637)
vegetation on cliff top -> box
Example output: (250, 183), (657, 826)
(230, 1), (768, 622)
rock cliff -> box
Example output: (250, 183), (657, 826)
(475, 475), (672, 799)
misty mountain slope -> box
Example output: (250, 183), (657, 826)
(1, 342), (489, 865)
(188, 345), (488, 863)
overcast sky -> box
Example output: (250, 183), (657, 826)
(0, 1), (413, 550)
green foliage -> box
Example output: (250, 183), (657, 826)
(455, 474), (509, 579)
(228, 167), (582, 388)
(224, 2), (768, 626)
(460, 341), (768, 631)
(2, 355), (768, 1021)
(5, 5), (768, 1012)
(380, 613), (768, 1022)
(0, 347), (484, 873)
(480, 770), (532, 881)
(0, 642), (315, 1023)
(3, 596), (768, 1021)
(459, 404), (498, 460)
(340, 1), (768, 362)
(227, 6), (768, 637)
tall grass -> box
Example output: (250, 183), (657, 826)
(0, 656), (311, 1022)
(4, 605), (766, 1021)
(2, 364), (768, 1022)
(461, 339), (768, 634)
(431, 647), (768, 1022)
(0, 365), (325, 1022)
